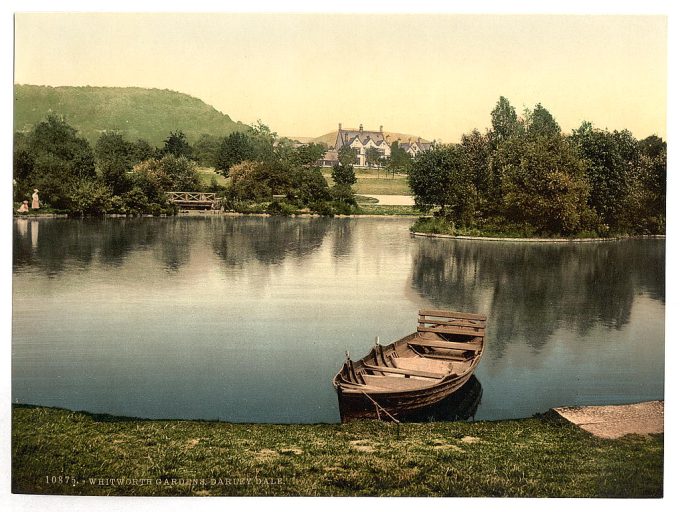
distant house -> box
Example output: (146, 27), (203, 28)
(399, 139), (433, 157)
(319, 123), (431, 167)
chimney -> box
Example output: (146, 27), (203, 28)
(359, 124), (363, 133)
(338, 122), (342, 131)
(379, 125), (383, 133)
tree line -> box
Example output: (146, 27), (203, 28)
(14, 115), (203, 215)
(409, 97), (666, 236)
(13, 115), (362, 216)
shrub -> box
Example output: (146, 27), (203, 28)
(266, 200), (298, 216)
(66, 179), (113, 216)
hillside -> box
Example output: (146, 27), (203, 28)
(14, 84), (248, 146)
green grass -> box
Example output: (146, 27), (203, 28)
(357, 204), (420, 216)
(409, 217), (604, 239)
(197, 167), (410, 197)
(196, 167), (228, 188)
(323, 168), (411, 195)
(12, 405), (663, 497)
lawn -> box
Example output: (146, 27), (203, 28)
(196, 166), (411, 196)
(12, 405), (663, 497)
(323, 167), (412, 195)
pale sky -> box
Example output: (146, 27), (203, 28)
(14, 12), (667, 142)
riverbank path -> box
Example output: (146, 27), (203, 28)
(551, 400), (663, 439)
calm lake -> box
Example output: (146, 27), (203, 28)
(12, 216), (665, 423)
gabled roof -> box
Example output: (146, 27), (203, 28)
(335, 128), (386, 149)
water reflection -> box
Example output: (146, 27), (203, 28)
(13, 216), (335, 276)
(14, 218), (161, 274)
(411, 239), (665, 356)
(209, 216), (331, 267)
(398, 376), (483, 423)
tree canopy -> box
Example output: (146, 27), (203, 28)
(409, 96), (665, 236)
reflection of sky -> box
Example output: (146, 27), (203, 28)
(12, 218), (665, 423)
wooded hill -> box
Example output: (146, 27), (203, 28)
(14, 84), (248, 146)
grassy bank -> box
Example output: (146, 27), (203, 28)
(12, 405), (662, 497)
(410, 217), (606, 240)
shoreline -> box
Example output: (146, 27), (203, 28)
(13, 214), (667, 242)
(11, 399), (663, 428)
(411, 231), (666, 243)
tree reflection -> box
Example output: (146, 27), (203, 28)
(151, 217), (194, 271)
(331, 219), (355, 258)
(411, 238), (665, 355)
(210, 216), (331, 267)
(13, 218), (179, 274)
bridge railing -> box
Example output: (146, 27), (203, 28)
(166, 192), (217, 203)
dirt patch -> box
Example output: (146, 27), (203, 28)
(552, 400), (664, 439)
(280, 447), (303, 455)
(349, 440), (376, 453)
(255, 448), (279, 460)
(460, 436), (480, 444)
(432, 444), (463, 452)
(186, 438), (200, 448)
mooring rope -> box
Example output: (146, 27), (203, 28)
(361, 391), (400, 428)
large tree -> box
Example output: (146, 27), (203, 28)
(460, 129), (492, 210)
(570, 122), (635, 232)
(489, 96), (522, 146)
(162, 130), (193, 159)
(15, 114), (96, 208)
(525, 103), (561, 138)
(215, 131), (257, 176)
(132, 154), (201, 200)
(193, 133), (222, 167)
(386, 141), (412, 176)
(95, 131), (134, 195)
(332, 145), (357, 187)
(365, 147), (382, 168)
(497, 133), (594, 235)
(408, 144), (477, 223)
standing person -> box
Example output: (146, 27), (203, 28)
(31, 189), (40, 209)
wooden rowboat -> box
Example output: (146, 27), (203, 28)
(333, 309), (486, 422)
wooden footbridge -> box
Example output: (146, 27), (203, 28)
(166, 192), (218, 210)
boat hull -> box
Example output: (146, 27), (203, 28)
(336, 371), (476, 422)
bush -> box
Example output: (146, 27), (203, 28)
(330, 184), (357, 206)
(66, 179), (113, 216)
(331, 163), (357, 186)
(410, 217), (454, 235)
(310, 201), (335, 217)
(331, 201), (358, 216)
(149, 203), (163, 216)
(266, 200), (298, 216)
(121, 187), (150, 216)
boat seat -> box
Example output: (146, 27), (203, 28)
(417, 325), (485, 337)
(408, 338), (482, 352)
(418, 310), (486, 337)
(363, 363), (445, 380)
(393, 357), (454, 374)
(362, 375), (434, 391)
